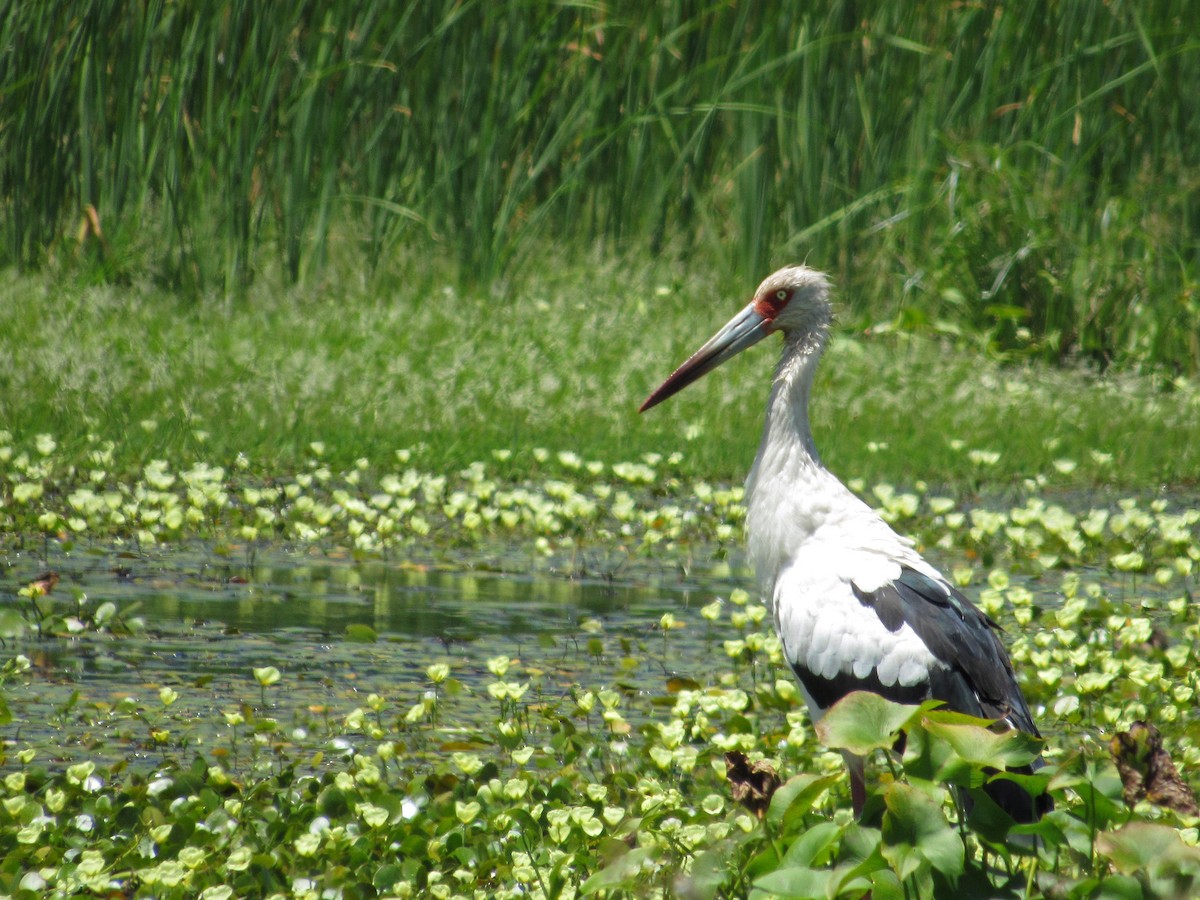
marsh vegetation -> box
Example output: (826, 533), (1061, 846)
(2, 2), (1200, 896)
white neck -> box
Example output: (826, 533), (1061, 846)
(744, 326), (860, 593)
(746, 329), (828, 491)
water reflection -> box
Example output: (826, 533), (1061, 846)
(3, 545), (757, 767)
(110, 554), (744, 640)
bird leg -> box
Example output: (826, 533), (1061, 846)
(842, 751), (867, 817)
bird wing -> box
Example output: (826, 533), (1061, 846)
(772, 549), (942, 709)
(850, 564), (1042, 737)
(851, 564), (1053, 823)
(771, 540), (1040, 738)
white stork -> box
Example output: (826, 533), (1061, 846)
(640, 265), (1049, 821)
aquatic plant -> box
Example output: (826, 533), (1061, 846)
(2, 438), (1199, 895)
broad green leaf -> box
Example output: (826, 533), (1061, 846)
(815, 692), (927, 756)
(829, 868), (877, 899)
(372, 864), (403, 890)
(0, 608), (27, 639)
(921, 718), (1043, 768)
(835, 824), (891, 892)
(962, 786), (1030, 845)
(753, 865), (833, 898)
(881, 783), (964, 880)
(766, 773), (840, 831)
(1070, 779), (1129, 834)
(839, 823), (886, 868)
(744, 848), (784, 886)
(1087, 874), (1143, 900)
(580, 847), (653, 895)
(782, 820), (842, 867)
(902, 722), (973, 785)
(684, 846), (733, 900)
(919, 707), (1005, 728)
(94, 600), (117, 625)
(865, 867), (905, 900)
(1096, 822), (1200, 876)
(990, 768), (1054, 798)
(1006, 814), (1067, 852)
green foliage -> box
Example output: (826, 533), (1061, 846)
(4, 651), (1198, 897)
(1097, 823), (1200, 896)
(0, 424), (1197, 572)
(880, 783), (964, 884)
(1, 2), (1198, 370)
(1, 444), (1199, 895)
(814, 691), (928, 756)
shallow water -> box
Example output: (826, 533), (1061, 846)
(0, 532), (1181, 770)
(1, 542), (755, 768)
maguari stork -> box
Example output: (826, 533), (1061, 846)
(640, 265), (1049, 821)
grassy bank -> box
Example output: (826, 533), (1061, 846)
(1, 261), (1196, 492)
(3, 2), (1199, 372)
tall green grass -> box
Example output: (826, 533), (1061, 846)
(2, 2), (1198, 370)
(1, 258), (1197, 489)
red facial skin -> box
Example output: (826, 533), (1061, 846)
(753, 288), (791, 324)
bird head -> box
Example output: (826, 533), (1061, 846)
(639, 265), (831, 412)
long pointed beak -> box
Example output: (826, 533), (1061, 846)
(639, 302), (772, 412)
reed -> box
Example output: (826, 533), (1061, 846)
(1, 1), (1197, 370)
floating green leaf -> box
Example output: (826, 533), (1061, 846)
(252, 666), (282, 687)
(344, 624), (378, 643)
(815, 692), (927, 756)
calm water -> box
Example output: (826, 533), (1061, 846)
(0, 533), (1174, 769)
(1, 542), (756, 767)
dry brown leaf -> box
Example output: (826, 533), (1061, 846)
(1111, 720), (1199, 816)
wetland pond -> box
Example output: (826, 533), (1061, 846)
(2, 541), (762, 769)
(3, 470), (1197, 898)
(2, 526), (1176, 774)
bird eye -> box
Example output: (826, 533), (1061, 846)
(754, 286), (792, 320)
